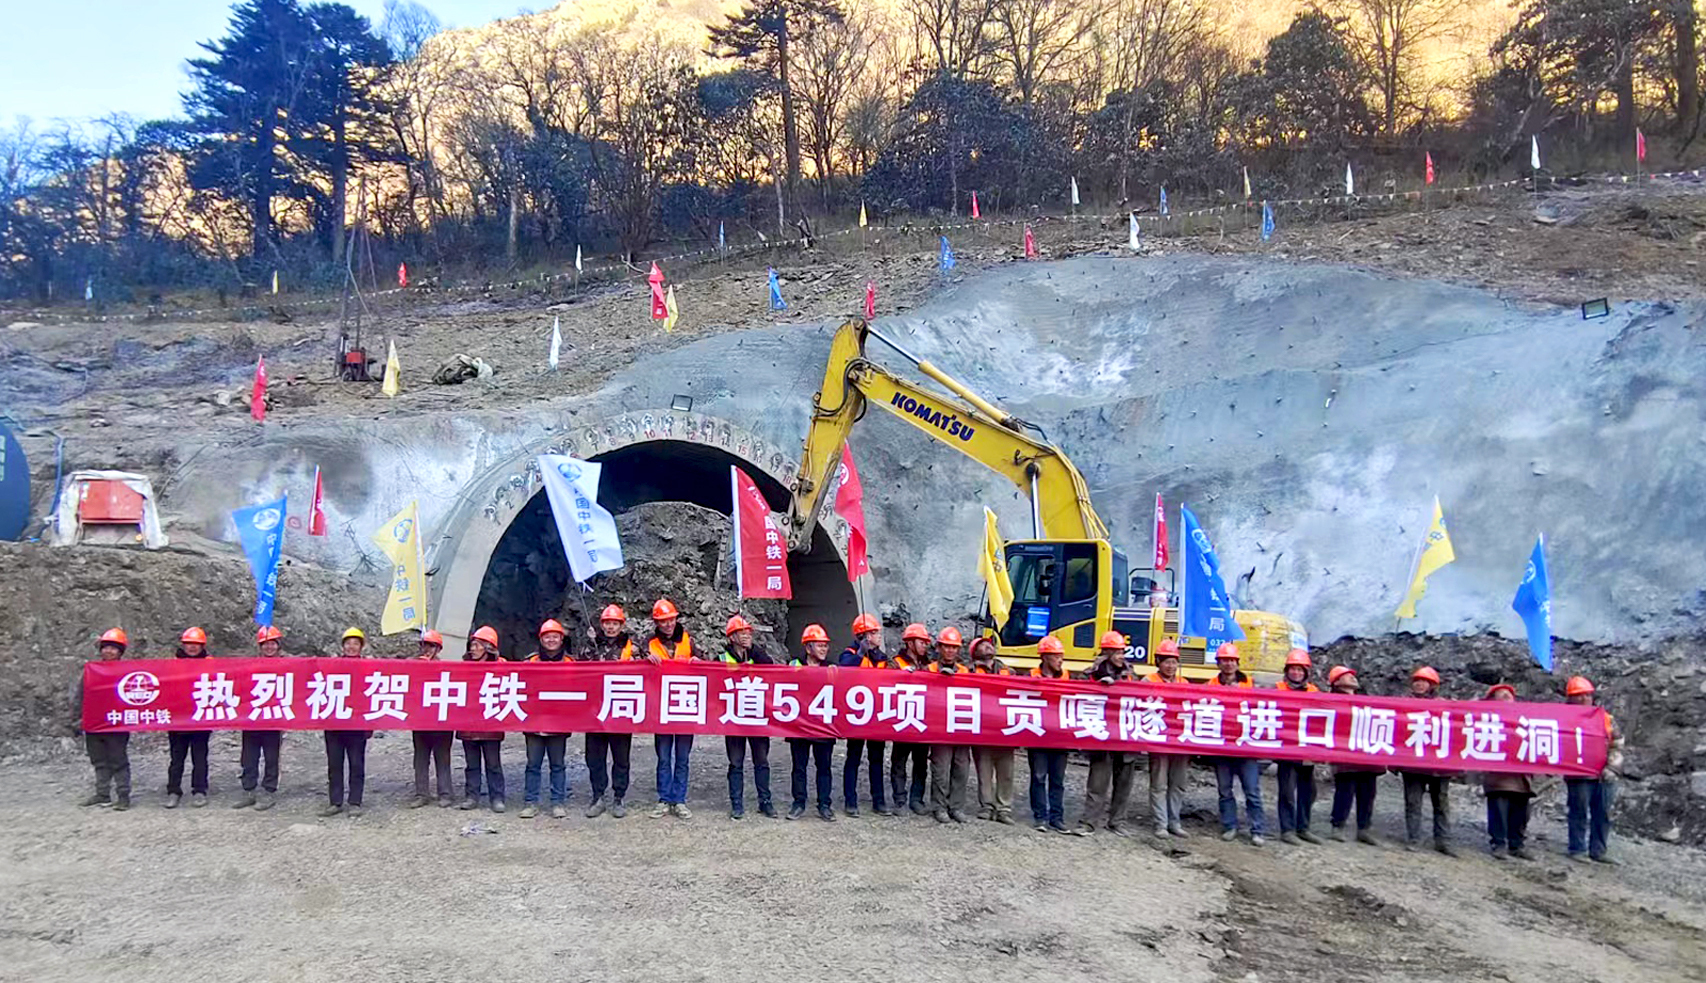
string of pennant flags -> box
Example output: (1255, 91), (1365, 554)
(22, 161), (1706, 325)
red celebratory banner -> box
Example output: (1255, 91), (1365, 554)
(731, 465), (791, 598)
(81, 660), (1608, 776)
(834, 445), (870, 580)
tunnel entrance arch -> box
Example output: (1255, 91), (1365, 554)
(428, 411), (868, 654)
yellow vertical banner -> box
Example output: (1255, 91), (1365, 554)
(1395, 496), (1457, 619)
(980, 507), (1015, 627)
(372, 501), (426, 633)
(663, 284), (679, 332)
(381, 340), (400, 397)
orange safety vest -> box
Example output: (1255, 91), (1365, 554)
(926, 661), (966, 673)
(1030, 666), (1070, 679)
(970, 661), (1014, 676)
(619, 632), (695, 661)
(1144, 672), (1188, 685)
(1206, 674), (1254, 688)
(1274, 681), (1321, 693)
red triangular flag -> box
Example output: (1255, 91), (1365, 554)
(1425, 152), (1435, 186)
(833, 445), (870, 581)
(250, 356), (267, 422)
(1152, 492), (1169, 575)
(863, 281), (876, 320)
(397, 262), (408, 288)
(309, 465), (327, 537)
(732, 465), (792, 598)
(1636, 128), (1647, 163)
(971, 191), (980, 219)
(1023, 225), (1037, 259)
(648, 262), (667, 320)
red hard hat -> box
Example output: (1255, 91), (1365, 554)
(100, 628), (129, 647)
(256, 626), (283, 645)
(1037, 636), (1065, 655)
(1284, 649), (1312, 668)
(1326, 665), (1356, 687)
(473, 625), (501, 649)
(1098, 630), (1127, 650)
(1411, 666), (1441, 685)
(801, 624), (830, 644)
(1155, 639), (1180, 658)
(1215, 642), (1240, 662)
(538, 619), (566, 639)
(180, 626), (208, 645)
(1484, 683), (1517, 700)
(936, 626), (964, 647)
(852, 613), (881, 636)
(420, 629), (443, 647)
(725, 615), (753, 636)
(902, 623), (930, 642)
(652, 598), (679, 620)
(1565, 675), (1595, 697)
(600, 604), (626, 622)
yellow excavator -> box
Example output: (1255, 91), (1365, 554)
(786, 319), (1307, 679)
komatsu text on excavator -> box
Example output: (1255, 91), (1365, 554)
(786, 319), (1307, 679)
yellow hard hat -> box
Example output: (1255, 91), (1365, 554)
(341, 627), (367, 642)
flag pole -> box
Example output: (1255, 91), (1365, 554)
(1394, 500), (1428, 630)
(1175, 502), (1187, 646)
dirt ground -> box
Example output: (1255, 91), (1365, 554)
(3, 734), (1703, 983)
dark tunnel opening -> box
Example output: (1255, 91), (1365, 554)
(472, 440), (858, 659)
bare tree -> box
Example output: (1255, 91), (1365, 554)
(795, 10), (871, 198)
(381, 0), (452, 236)
(1326, 0), (1473, 135)
(909, 0), (999, 78)
(990, 0), (1100, 104)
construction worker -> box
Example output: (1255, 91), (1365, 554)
(458, 626), (507, 812)
(1564, 676), (1623, 863)
(165, 627), (213, 809)
(580, 604), (632, 818)
(405, 629), (455, 809)
(77, 629), (132, 810)
(1480, 683), (1534, 860)
(234, 626), (286, 811)
(1325, 665), (1380, 845)
(1273, 649), (1321, 845)
(788, 625), (836, 821)
(1400, 666), (1456, 855)
(1145, 639), (1192, 840)
(968, 635), (1017, 825)
(1080, 630), (1137, 835)
(838, 612), (891, 817)
(638, 598), (704, 820)
(887, 623), (932, 815)
(928, 626), (973, 824)
(520, 618), (574, 820)
(1204, 641), (1264, 845)
(1027, 635), (1071, 834)
(319, 627), (374, 818)
(721, 614), (777, 819)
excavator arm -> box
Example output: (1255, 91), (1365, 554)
(786, 319), (1108, 551)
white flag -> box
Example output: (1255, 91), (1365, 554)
(1128, 213), (1140, 251)
(575, 244), (583, 273)
(1070, 176), (1080, 206)
(1531, 135), (1541, 170)
(548, 315), (561, 370)
(1345, 162), (1354, 196)
(538, 455), (623, 583)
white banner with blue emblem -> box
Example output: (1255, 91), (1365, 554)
(539, 455), (624, 583)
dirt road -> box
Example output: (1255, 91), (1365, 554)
(3, 736), (1701, 983)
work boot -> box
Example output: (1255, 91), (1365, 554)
(165, 793), (182, 810)
(1510, 847), (1535, 861)
(787, 804), (806, 821)
(438, 795), (453, 808)
(348, 805), (364, 818)
(1297, 830), (1323, 845)
(759, 802), (777, 819)
(819, 807), (836, 823)
(255, 792), (276, 812)
(407, 795), (433, 810)
(518, 804), (540, 819)
(649, 802), (670, 820)
(1591, 854), (1618, 865)
(1034, 821), (1049, 832)
(1049, 822), (1071, 835)
(909, 799), (928, 816)
(1356, 830), (1381, 847)
(1330, 825), (1348, 843)
(585, 797), (608, 819)
(550, 804), (567, 820)
(1220, 828), (1237, 842)
(933, 809), (951, 824)
(459, 796), (479, 811)
(674, 803), (694, 820)
(949, 810), (969, 824)
(318, 804), (344, 818)
(996, 811), (1016, 826)
(1405, 839), (1421, 852)
(78, 793), (110, 808)
(1281, 831), (1300, 846)
(191, 793), (207, 808)
(112, 796), (131, 812)
(611, 799), (627, 819)
(1076, 821), (1096, 836)
(491, 799), (506, 814)
(977, 805), (996, 821)
(1569, 852), (1590, 863)
(1434, 839), (1457, 858)
(232, 791), (256, 810)
(730, 806), (745, 820)
(874, 805), (895, 817)
(1106, 822), (1129, 837)
(1491, 844), (1509, 860)
(1169, 825), (1188, 839)
(1251, 834), (1266, 847)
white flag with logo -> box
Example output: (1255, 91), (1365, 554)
(538, 455), (623, 582)
(1345, 162), (1354, 196)
(1128, 213), (1140, 250)
(1070, 176), (1080, 206)
(549, 315), (561, 370)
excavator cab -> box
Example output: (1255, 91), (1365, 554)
(995, 539), (1127, 666)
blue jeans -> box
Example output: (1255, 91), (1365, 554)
(524, 733), (569, 805)
(461, 739), (505, 802)
(843, 739), (887, 810)
(1566, 778), (1613, 858)
(1275, 762), (1316, 833)
(655, 734), (693, 804)
(1486, 792), (1531, 850)
(1028, 748), (1067, 827)
(790, 738), (833, 810)
(725, 736), (772, 813)
(1215, 758), (1266, 834)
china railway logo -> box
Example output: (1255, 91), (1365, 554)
(117, 671), (160, 707)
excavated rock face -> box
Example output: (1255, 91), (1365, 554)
(472, 500), (793, 661)
(1313, 631), (1706, 845)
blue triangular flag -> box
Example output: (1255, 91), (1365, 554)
(1159, 187), (1169, 217)
(1260, 202), (1275, 242)
(939, 236), (955, 272)
(718, 221), (725, 251)
(1512, 534), (1553, 672)
(768, 267), (786, 310)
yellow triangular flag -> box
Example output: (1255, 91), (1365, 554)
(1395, 496), (1456, 618)
(859, 201), (867, 228)
(381, 340), (400, 397)
(1243, 167), (1252, 199)
(371, 501), (426, 633)
(980, 507), (1015, 628)
(271, 270), (279, 295)
(663, 284), (679, 331)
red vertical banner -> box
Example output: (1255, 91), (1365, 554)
(308, 466), (328, 537)
(649, 262), (667, 319)
(1153, 492), (1169, 574)
(1425, 152), (1435, 186)
(1024, 225), (1037, 259)
(834, 445), (870, 581)
(863, 281), (876, 320)
(731, 465), (791, 598)
(397, 262), (408, 287)
(250, 356), (267, 423)
(971, 191), (980, 219)
(1636, 129), (1647, 163)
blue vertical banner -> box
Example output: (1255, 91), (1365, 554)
(1159, 186), (1169, 217)
(1179, 504), (1245, 645)
(1511, 534), (1553, 671)
(718, 221), (726, 251)
(232, 495), (287, 626)
(1261, 202), (1275, 241)
(768, 267), (787, 310)
(939, 236), (955, 272)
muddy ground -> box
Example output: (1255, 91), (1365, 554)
(3, 734), (1703, 983)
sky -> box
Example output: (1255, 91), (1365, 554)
(0, 0), (534, 126)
